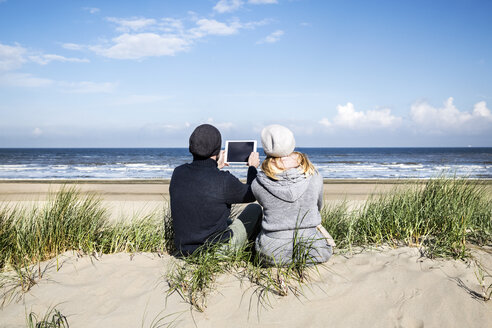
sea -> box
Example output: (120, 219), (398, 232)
(0, 148), (490, 180)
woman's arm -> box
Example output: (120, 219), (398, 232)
(317, 173), (324, 211)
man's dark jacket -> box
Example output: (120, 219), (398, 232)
(170, 158), (257, 255)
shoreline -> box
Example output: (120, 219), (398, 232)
(1, 178), (492, 184)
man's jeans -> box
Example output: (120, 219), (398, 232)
(224, 203), (262, 251)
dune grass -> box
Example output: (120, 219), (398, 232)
(168, 177), (491, 311)
(473, 260), (492, 301)
(321, 177), (491, 259)
(166, 239), (320, 312)
(0, 187), (173, 306)
(167, 213), (329, 312)
(0, 188), (173, 273)
(26, 306), (69, 328)
(0, 178), (490, 311)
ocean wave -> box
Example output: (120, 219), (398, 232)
(124, 163), (148, 168)
(383, 164), (424, 169)
(0, 148), (490, 179)
(0, 165), (39, 171)
(74, 167), (99, 171)
(318, 161), (363, 164)
(50, 165), (69, 169)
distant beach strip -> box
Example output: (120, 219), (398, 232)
(0, 147), (490, 180)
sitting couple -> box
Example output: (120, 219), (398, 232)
(170, 123), (334, 265)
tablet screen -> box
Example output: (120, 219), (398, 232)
(225, 141), (256, 163)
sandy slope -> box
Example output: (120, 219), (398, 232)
(1, 181), (491, 327)
(1, 247), (491, 328)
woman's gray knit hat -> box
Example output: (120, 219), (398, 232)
(261, 124), (295, 158)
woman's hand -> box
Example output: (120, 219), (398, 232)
(217, 150), (229, 169)
(248, 152), (260, 168)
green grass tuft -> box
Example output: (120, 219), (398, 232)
(166, 229), (326, 312)
(321, 177), (491, 258)
(0, 187), (173, 306)
(26, 306), (69, 328)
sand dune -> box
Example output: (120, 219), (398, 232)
(1, 247), (491, 327)
(1, 181), (491, 327)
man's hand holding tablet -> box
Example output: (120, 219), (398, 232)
(218, 140), (259, 169)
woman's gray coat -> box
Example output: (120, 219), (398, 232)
(252, 168), (332, 265)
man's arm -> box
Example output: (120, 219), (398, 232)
(223, 152), (260, 204)
(223, 169), (257, 204)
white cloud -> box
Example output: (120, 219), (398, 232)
(257, 30), (284, 44)
(410, 97), (492, 133)
(248, 0), (278, 4)
(0, 72), (54, 87)
(107, 17), (157, 32)
(214, 0), (244, 13)
(83, 7), (100, 14)
(1, 42), (89, 70)
(242, 19), (271, 29)
(0, 43), (26, 71)
(472, 101), (491, 117)
(60, 81), (116, 94)
(205, 118), (234, 130)
(319, 98), (492, 136)
(62, 43), (84, 51)
(28, 54), (89, 65)
(318, 118), (332, 127)
(190, 19), (241, 37)
(320, 102), (402, 130)
(90, 33), (190, 59)
(159, 18), (185, 34)
(32, 128), (43, 137)
(80, 14), (267, 60)
(65, 8), (271, 61)
(213, 0), (276, 12)
(0, 44), (112, 92)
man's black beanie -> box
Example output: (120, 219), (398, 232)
(189, 124), (222, 158)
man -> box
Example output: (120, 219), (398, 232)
(170, 124), (262, 255)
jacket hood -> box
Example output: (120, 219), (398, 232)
(255, 168), (311, 202)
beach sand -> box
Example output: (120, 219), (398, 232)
(1, 180), (491, 327)
(1, 247), (491, 327)
(3, 179), (482, 219)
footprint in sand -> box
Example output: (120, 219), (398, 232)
(97, 299), (119, 315)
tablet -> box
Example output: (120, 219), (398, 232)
(225, 140), (257, 164)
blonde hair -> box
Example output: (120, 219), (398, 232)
(261, 151), (317, 180)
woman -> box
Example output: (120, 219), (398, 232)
(252, 124), (334, 266)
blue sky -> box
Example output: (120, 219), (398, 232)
(1, 0), (491, 147)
